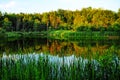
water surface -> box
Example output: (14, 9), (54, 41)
(0, 38), (119, 57)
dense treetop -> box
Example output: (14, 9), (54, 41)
(0, 7), (120, 32)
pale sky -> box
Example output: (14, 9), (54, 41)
(0, 0), (120, 13)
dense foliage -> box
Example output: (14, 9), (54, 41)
(0, 7), (120, 32)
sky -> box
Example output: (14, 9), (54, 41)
(0, 0), (120, 13)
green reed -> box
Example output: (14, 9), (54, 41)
(0, 50), (120, 80)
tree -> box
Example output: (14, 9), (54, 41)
(2, 18), (12, 31)
(16, 15), (21, 31)
(0, 7), (119, 32)
(33, 19), (41, 31)
(73, 14), (87, 30)
(0, 11), (2, 27)
(117, 8), (120, 18)
(41, 13), (50, 30)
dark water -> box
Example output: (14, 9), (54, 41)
(0, 38), (120, 57)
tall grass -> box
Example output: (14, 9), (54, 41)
(0, 50), (120, 80)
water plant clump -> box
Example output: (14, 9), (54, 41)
(0, 52), (120, 80)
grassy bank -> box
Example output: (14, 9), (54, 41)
(1, 49), (120, 80)
(0, 30), (120, 41)
(48, 30), (120, 40)
(0, 31), (47, 41)
(5, 32), (47, 38)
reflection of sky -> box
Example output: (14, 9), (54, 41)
(0, 0), (120, 13)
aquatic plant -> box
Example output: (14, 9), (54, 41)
(0, 51), (120, 80)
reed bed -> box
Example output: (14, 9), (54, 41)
(0, 51), (120, 80)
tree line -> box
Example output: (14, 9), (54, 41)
(0, 7), (120, 32)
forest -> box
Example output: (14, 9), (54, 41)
(0, 7), (120, 32)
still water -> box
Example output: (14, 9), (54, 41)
(0, 38), (120, 57)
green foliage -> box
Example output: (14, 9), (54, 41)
(2, 18), (12, 31)
(33, 19), (41, 31)
(48, 30), (119, 40)
(0, 7), (120, 32)
(1, 50), (120, 80)
(3, 32), (47, 40)
(112, 23), (120, 31)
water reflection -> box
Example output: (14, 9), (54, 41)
(0, 38), (120, 56)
